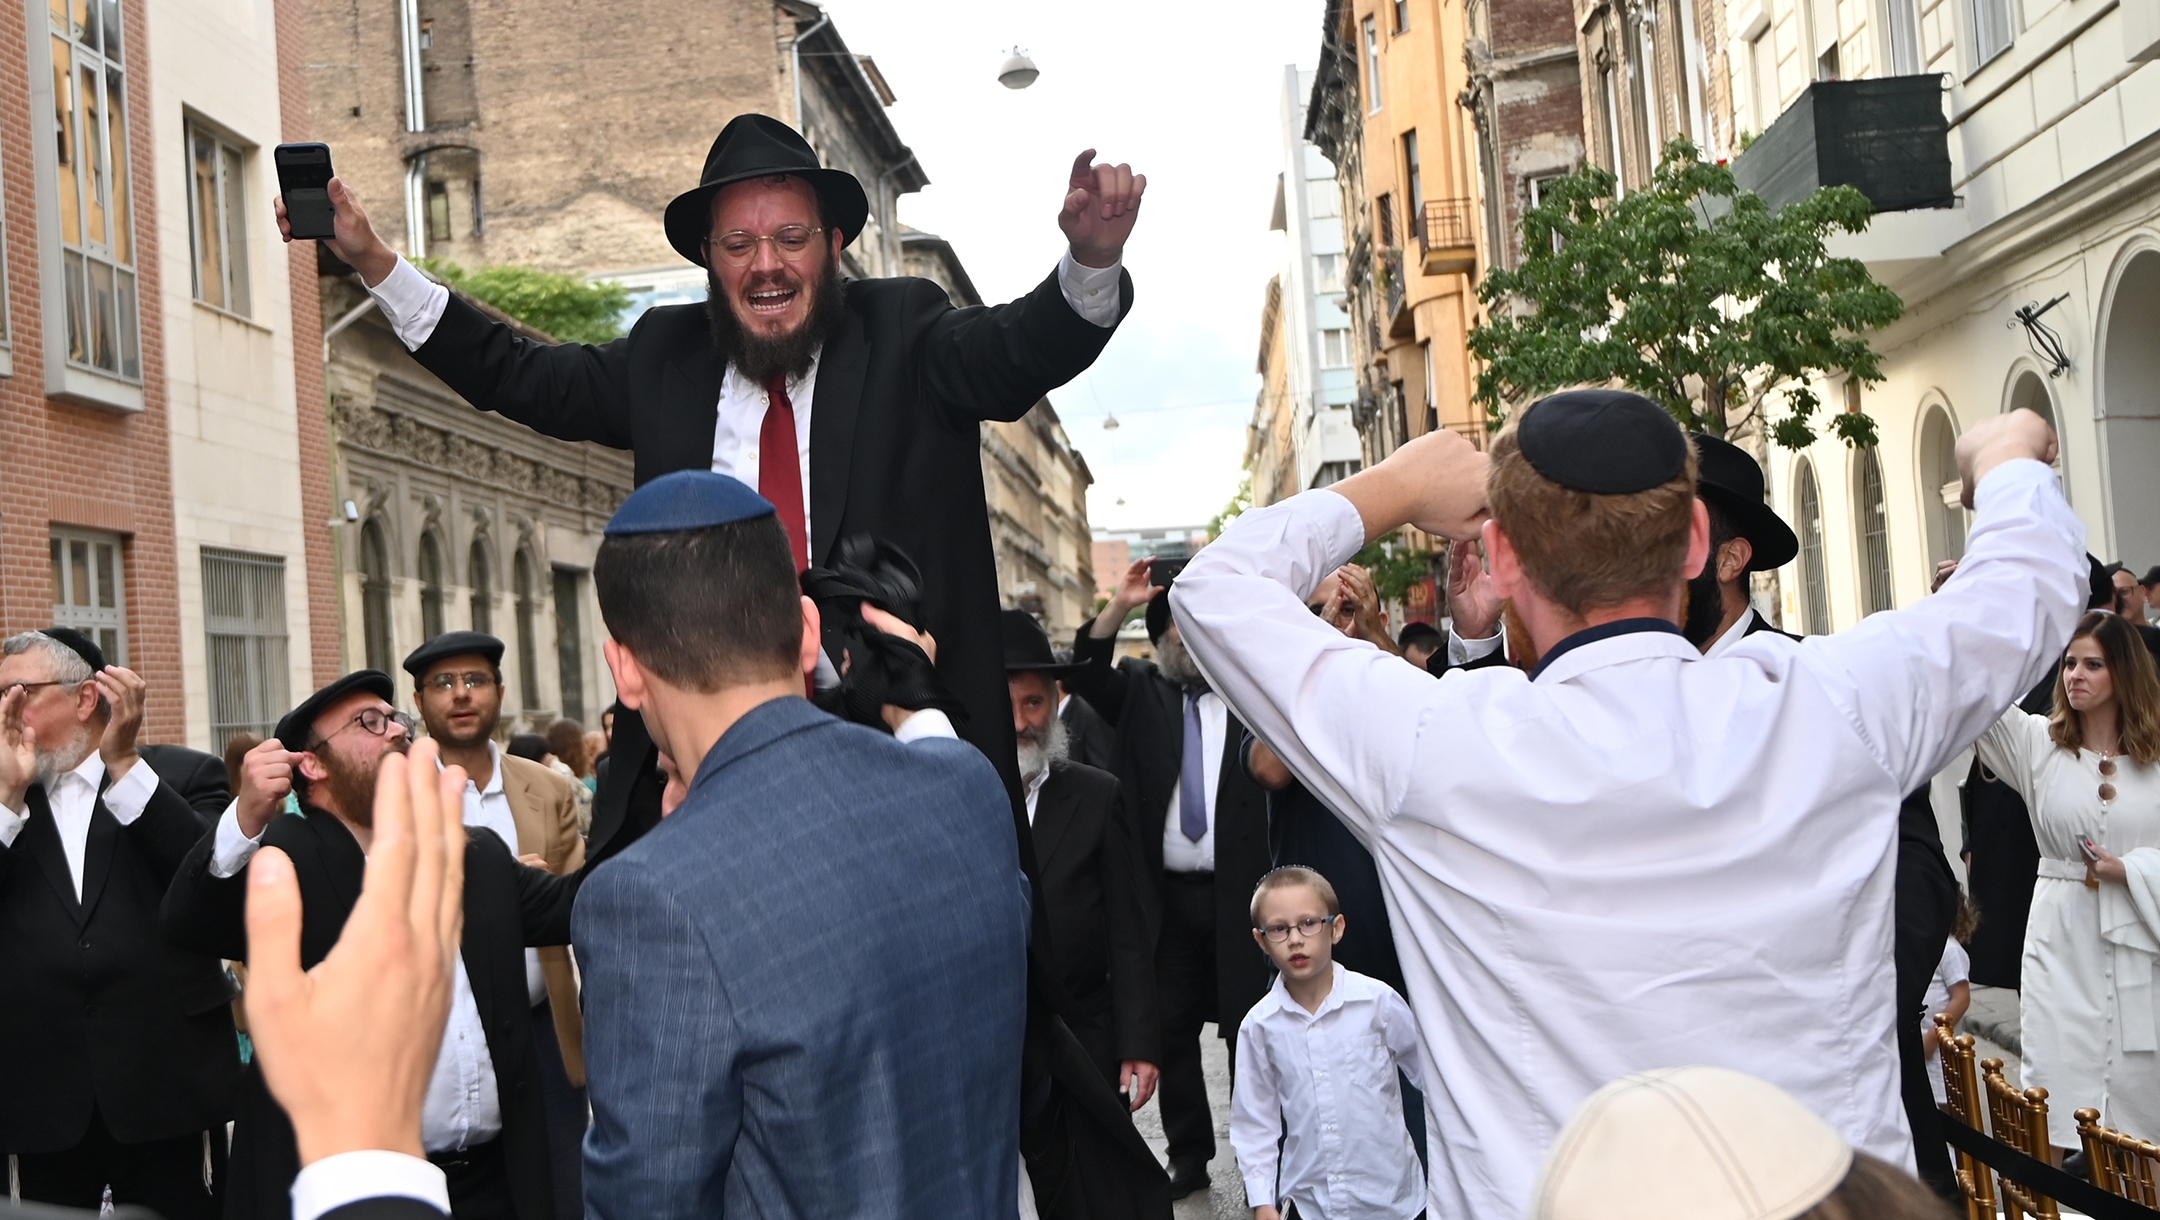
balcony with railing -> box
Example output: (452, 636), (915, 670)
(1419, 198), (1478, 276)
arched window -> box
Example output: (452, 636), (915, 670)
(417, 532), (445, 642)
(1918, 405), (1966, 572)
(513, 549), (538, 709)
(1795, 459), (1830, 634)
(1855, 447), (1895, 615)
(468, 539), (492, 635)
(2009, 370), (2067, 502)
(360, 520), (393, 673)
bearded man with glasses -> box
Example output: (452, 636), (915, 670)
(164, 669), (602, 1220)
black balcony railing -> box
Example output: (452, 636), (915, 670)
(1421, 199), (1477, 275)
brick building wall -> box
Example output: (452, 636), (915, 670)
(0, 0), (183, 742)
(276, 0), (343, 689)
(1466, 0), (1586, 273)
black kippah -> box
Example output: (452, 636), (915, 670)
(1517, 390), (1688, 494)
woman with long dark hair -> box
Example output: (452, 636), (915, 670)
(1976, 610), (2160, 1151)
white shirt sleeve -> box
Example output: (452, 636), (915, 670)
(100, 759), (158, 825)
(365, 257), (452, 351)
(891, 708), (959, 744)
(1798, 459), (2086, 792)
(207, 800), (267, 879)
(1171, 489), (1443, 837)
(0, 804), (26, 848)
(1378, 985), (1428, 1094)
(1447, 627), (1503, 667)
(1057, 251), (1123, 328)
(1228, 1021), (1282, 1210)
(289, 1150), (450, 1220)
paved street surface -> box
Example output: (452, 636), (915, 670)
(1131, 1024), (1250, 1219)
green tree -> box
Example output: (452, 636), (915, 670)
(1209, 471), (1253, 539)
(1468, 139), (1903, 449)
(1351, 538), (1435, 604)
(419, 260), (632, 346)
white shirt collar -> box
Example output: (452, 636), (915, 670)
(477, 741), (504, 797)
(1024, 760), (1052, 799)
(1262, 961), (1349, 1021)
(1704, 605), (1759, 658)
(58, 749), (105, 793)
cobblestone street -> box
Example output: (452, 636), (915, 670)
(1131, 1025), (1248, 1219)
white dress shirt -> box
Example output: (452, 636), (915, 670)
(1023, 760), (1051, 826)
(1231, 965), (1427, 1220)
(1162, 690), (1227, 873)
(0, 752), (157, 895)
(207, 802), (504, 1153)
(1705, 604), (1761, 657)
(366, 251), (1123, 551)
(290, 1151), (450, 1220)
(1169, 459), (2086, 1219)
(454, 743), (547, 1008)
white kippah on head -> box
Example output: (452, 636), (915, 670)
(1530, 1065), (1854, 1220)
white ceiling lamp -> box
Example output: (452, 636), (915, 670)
(998, 47), (1039, 89)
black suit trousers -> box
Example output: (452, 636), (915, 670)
(15, 1106), (223, 1220)
(1156, 872), (1223, 1171)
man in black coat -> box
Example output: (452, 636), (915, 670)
(0, 628), (239, 1220)
(1057, 686), (1118, 775)
(139, 745), (231, 818)
(1682, 433), (1804, 651)
(162, 671), (586, 1220)
(281, 113), (1141, 818)
(1068, 562), (1271, 1200)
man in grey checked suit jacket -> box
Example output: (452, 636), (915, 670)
(572, 470), (1029, 1219)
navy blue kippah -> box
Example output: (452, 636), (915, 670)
(605, 470), (776, 536)
(1517, 389), (1688, 494)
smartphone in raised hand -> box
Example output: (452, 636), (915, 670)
(274, 143), (337, 241)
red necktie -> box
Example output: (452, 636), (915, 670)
(760, 376), (809, 572)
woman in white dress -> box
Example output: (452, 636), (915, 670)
(1976, 609), (2160, 1152)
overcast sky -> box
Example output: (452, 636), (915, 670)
(817, 0), (1323, 531)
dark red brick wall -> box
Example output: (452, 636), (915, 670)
(275, 0), (343, 688)
(0, 0), (184, 742)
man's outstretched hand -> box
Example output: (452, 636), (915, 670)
(1334, 428), (1491, 546)
(1059, 150), (1145, 269)
(244, 738), (467, 1166)
(275, 177), (399, 288)
(1956, 406), (2058, 509)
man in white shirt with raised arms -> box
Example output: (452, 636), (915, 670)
(1170, 390), (2082, 1218)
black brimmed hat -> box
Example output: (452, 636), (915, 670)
(1002, 610), (1082, 678)
(402, 630), (505, 681)
(662, 114), (870, 268)
(273, 670), (395, 753)
(1691, 434), (1801, 572)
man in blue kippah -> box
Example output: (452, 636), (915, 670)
(572, 471), (1028, 1219)
(1170, 393), (2079, 1217)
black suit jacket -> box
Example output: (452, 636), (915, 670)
(162, 812), (580, 1220)
(1742, 608), (1805, 644)
(1065, 622), (1272, 1030)
(1058, 694), (1118, 774)
(0, 770), (237, 1152)
(1033, 762), (1159, 1067)
(410, 267), (1128, 818)
(139, 744), (232, 818)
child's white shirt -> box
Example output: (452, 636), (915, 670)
(1925, 937), (1971, 1104)
(1230, 963), (1427, 1220)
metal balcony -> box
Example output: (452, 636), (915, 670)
(1732, 75), (1953, 213)
(1420, 198), (1478, 275)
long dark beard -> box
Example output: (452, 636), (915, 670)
(1681, 565), (1729, 649)
(705, 258), (848, 384)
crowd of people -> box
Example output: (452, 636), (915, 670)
(0, 105), (2149, 1220)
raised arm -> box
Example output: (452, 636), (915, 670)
(1798, 411), (2083, 792)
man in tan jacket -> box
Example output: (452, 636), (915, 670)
(404, 631), (586, 1217)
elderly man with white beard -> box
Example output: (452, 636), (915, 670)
(1066, 569), (1274, 1198)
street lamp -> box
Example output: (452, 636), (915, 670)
(1102, 412), (1120, 431)
(998, 47), (1039, 89)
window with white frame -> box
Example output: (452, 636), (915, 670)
(50, 528), (125, 663)
(1750, 33), (1776, 131)
(1968, 0), (2012, 66)
(187, 122), (250, 316)
(1363, 17), (1384, 111)
(202, 548), (289, 751)
(1795, 459), (1830, 633)
(1313, 252), (1344, 292)
(48, 0), (140, 383)
(1322, 328), (1352, 367)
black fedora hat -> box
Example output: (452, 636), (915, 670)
(1691, 434), (1800, 572)
(1002, 610), (1082, 678)
(663, 114), (870, 268)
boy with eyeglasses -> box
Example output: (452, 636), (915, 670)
(1230, 866), (1427, 1220)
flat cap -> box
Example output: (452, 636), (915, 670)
(1531, 1066), (1851, 1220)
(274, 670), (396, 753)
(38, 626), (105, 674)
(1518, 389), (1688, 494)
(605, 470), (774, 536)
(402, 630), (505, 680)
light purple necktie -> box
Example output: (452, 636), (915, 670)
(1180, 691), (1208, 842)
